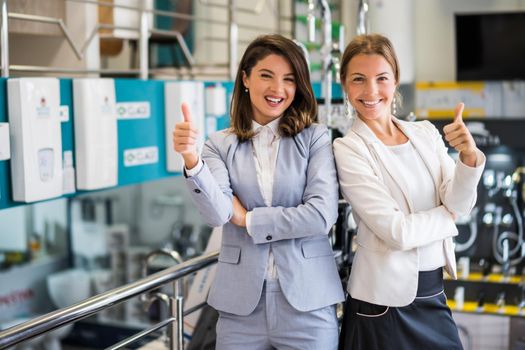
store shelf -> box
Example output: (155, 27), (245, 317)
(447, 300), (525, 317)
(445, 273), (524, 285)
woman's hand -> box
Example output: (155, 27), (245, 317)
(230, 195), (247, 227)
(172, 102), (199, 169)
(443, 102), (478, 167)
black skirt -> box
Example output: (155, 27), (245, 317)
(339, 268), (463, 350)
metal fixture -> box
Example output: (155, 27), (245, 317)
(228, 0), (238, 80)
(454, 207), (479, 253)
(293, 39), (310, 72)
(356, 0), (369, 35)
(141, 249), (185, 350)
(142, 249), (185, 298)
(307, 0), (316, 43)
(319, 0), (334, 127)
(0, 0), (9, 77)
(2, 0), (289, 78)
(484, 169), (525, 268)
(0, 251), (219, 350)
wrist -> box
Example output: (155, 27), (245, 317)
(460, 149), (477, 167)
(183, 153), (199, 170)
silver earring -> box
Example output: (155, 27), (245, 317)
(344, 94), (353, 118)
(245, 88), (248, 93)
(392, 96), (397, 116)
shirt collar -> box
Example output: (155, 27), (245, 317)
(252, 117), (281, 137)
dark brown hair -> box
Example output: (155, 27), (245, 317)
(340, 34), (400, 87)
(230, 34), (316, 141)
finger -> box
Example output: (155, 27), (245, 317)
(174, 145), (196, 153)
(174, 137), (196, 146)
(454, 102), (465, 123)
(173, 128), (198, 138)
(455, 143), (469, 154)
(448, 137), (463, 148)
(175, 122), (198, 132)
(443, 121), (461, 134)
(444, 128), (465, 143)
(181, 102), (192, 123)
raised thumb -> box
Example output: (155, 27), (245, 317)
(181, 102), (192, 123)
(454, 102), (465, 123)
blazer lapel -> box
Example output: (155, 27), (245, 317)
(271, 135), (287, 206)
(231, 140), (266, 208)
(351, 117), (414, 213)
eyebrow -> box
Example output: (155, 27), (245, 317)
(258, 68), (294, 76)
(350, 72), (390, 77)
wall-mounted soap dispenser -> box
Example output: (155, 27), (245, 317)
(8, 78), (63, 203)
(165, 81), (205, 173)
(73, 78), (118, 190)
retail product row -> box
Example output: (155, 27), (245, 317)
(0, 77), (346, 211)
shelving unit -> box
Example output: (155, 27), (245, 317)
(447, 300), (525, 317)
(446, 273), (523, 285)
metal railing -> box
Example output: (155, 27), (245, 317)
(0, 250), (219, 350)
(0, 0), (292, 79)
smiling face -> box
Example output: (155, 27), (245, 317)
(344, 53), (397, 122)
(242, 54), (296, 125)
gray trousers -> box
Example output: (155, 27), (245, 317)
(215, 279), (339, 350)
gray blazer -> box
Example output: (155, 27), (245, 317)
(184, 124), (344, 316)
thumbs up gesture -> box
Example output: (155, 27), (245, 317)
(172, 102), (199, 169)
(443, 103), (478, 167)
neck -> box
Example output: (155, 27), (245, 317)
(359, 114), (408, 146)
(253, 115), (280, 126)
(360, 114), (396, 137)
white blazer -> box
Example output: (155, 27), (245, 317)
(333, 117), (485, 307)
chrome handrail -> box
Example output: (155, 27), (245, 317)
(0, 250), (219, 350)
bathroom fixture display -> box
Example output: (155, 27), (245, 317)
(73, 78), (118, 190)
(165, 81), (205, 173)
(8, 78), (63, 203)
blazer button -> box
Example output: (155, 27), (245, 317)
(266, 235), (272, 241)
(194, 189), (201, 194)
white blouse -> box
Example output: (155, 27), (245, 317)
(387, 141), (446, 271)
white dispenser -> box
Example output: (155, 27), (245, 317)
(165, 81), (205, 172)
(205, 83), (227, 116)
(0, 122), (10, 160)
(62, 150), (76, 194)
(73, 78), (118, 190)
(8, 78), (63, 202)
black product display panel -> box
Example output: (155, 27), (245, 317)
(428, 118), (525, 273)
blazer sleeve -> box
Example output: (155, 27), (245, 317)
(333, 135), (458, 251)
(247, 125), (339, 244)
(184, 134), (233, 227)
(427, 121), (486, 216)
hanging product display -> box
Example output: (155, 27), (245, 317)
(73, 78), (118, 190)
(8, 78), (63, 203)
(164, 81), (205, 173)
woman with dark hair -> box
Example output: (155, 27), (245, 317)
(334, 33), (485, 349)
(172, 34), (344, 349)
